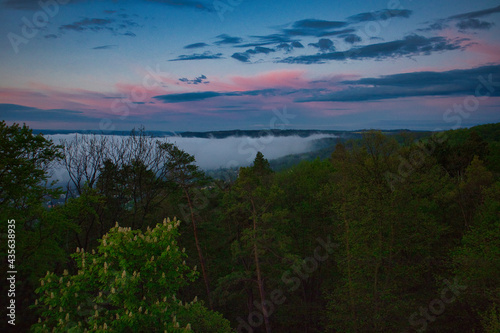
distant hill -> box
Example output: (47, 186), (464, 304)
(269, 123), (500, 172)
(178, 129), (342, 138)
(435, 122), (500, 144)
(34, 128), (423, 139)
(268, 129), (433, 171)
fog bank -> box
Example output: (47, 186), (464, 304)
(48, 133), (335, 170)
(46, 133), (336, 187)
(166, 134), (335, 169)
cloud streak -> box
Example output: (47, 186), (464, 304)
(215, 34), (243, 45)
(60, 18), (114, 32)
(281, 19), (348, 37)
(55, 11), (141, 38)
(231, 46), (276, 63)
(348, 9), (412, 22)
(92, 45), (118, 50)
(184, 42), (209, 49)
(154, 88), (304, 103)
(179, 74), (209, 84)
(2, 0), (215, 11)
(456, 18), (494, 30)
(308, 38), (335, 52)
(144, 0), (215, 11)
(169, 51), (224, 61)
(449, 4), (500, 20)
(296, 64), (500, 102)
(420, 4), (500, 31)
(0, 103), (97, 122)
(279, 35), (467, 64)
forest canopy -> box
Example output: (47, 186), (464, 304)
(1, 120), (499, 332)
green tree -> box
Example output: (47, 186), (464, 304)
(0, 122), (72, 331)
(452, 179), (500, 332)
(453, 155), (494, 227)
(327, 132), (449, 332)
(432, 130), (489, 178)
(96, 158), (170, 231)
(54, 186), (105, 251)
(272, 158), (336, 332)
(31, 218), (231, 332)
(159, 142), (214, 309)
(0, 121), (62, 213)
(219, 152), (290, 333)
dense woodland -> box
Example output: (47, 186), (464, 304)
(1, 120), (499, 332)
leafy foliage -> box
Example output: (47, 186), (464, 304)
(0, 122), (71, 331)
(0, 121), (63, 210)
(31, 218), (231, 332)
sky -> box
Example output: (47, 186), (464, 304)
(1, 0), (500, 132)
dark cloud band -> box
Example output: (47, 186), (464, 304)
(296, 65), (500, 102)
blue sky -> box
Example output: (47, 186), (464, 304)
(1, 0), (499, 131)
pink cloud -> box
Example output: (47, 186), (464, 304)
(0, 83), (116, 114)
(228, 69), (307, 90)
(0, 69), (370, 124)
(436, 29), (500, 66)
(420, 94), (500, 110)
(467, 41), (500, 64)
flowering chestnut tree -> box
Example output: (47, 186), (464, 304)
(31, 218), (231, 332)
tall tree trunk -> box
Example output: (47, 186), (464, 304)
(343, 195), (357, 333)
(184, 187), (213, 310)
(251, 198), (271, 333)
(373, 230), (382, 329)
